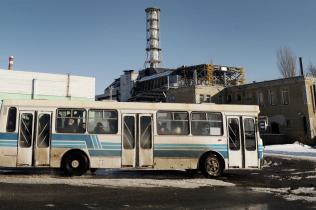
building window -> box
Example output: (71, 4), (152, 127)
(281, 89), (289, 105)
(268, 90), (276, 105)
(56, 109), (86, 133)
(199, 94), (204, 103)
(271, 122), (280, 134)
(286, 119), (291, 128)
(218, 95), (223, 104)
(205, 95), (211, 102)
(227, 95), (232, 103)
(257, 91), (264, 106)
(157, 111), (189, 135)
(236, 94), (242, 102)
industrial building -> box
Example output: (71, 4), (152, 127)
(209, 76), (316, 145)
(0, 68), (95, 101)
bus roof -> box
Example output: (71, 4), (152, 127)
(1, 99), (260, 114)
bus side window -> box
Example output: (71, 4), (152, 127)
(88, 109), (118, 134)
(157, 111), (189, 135)
(56, 109), (86, 133)
(6, 107), (17, 132)
(191, 112), (223, 136)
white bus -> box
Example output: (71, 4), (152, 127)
(0, 99), (263, 177)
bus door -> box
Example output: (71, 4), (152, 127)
(33, 112), (52, 166)
(17, 111), (35, 166)
(17, 111), (52, 167)
(121, 114), (154, 168)
(227, 116), (243, 168)
(242, 117), (259, 168)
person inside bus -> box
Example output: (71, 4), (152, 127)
(64, 118), (78, 133)
(94, 122), (106, 134)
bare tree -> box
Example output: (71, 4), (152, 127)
(309, 63), (316, 77)
(276, 47), (297, 78)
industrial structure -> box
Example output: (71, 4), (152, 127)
(97, 7), (316, 145)
(96, 7), (245, 102)
(145, 7), (161, 68)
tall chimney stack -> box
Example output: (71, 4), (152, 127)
(145, 7), (161, 68)
(299, 57), (304, 76)
(8, 56), (14, 70)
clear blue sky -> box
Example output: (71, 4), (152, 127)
(1, 0), (315, 93)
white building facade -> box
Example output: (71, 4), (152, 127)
(0, 69), (95, 101)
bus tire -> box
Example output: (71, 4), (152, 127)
(61, 150), (89, 176)
(201, 153), (223, 178)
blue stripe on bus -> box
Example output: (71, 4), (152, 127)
(154, 150), (228, 159)
(0, 133), (18, 140)
(89, 150), (121, 157)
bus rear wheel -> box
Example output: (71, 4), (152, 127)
(61, 151), (89, 176)
(201, 154), (223, 178)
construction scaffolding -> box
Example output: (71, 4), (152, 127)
(176, 64), (245, 87)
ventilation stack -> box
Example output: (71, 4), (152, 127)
(145, 7), (161, 68)
(8, 56), (14, 70)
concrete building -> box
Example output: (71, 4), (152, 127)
(96, 70), (138, 101)
(210, 76), (316, 145)
(0, 69), (95, 101)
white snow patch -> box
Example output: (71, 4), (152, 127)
(291, 170), (316, 175)
(44, 204), (55, 207)
(0, 175), (235, 188)
(287, 176), (302, 180)
(306, 175), (316, 179)
(282, 169), (296, 172)
(251, 187), (316, 202)
(264, 142), (316, 161)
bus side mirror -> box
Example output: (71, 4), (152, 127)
(258, 116), (268, 132)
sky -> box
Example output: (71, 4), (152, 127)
(0, 0), (316, 93)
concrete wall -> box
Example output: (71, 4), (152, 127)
(0, 69), (95, 101)
(166, 86), (196, 103)
(166, 85), (224, 104)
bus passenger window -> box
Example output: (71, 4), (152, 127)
(88, 110), (118, 134)
(6, 107), (17, 132)
(191, 112), (223, 136)
(157, 111), (189, 135)
(56, 109), (86, 133)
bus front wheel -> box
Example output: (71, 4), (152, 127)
(201, 154), (223, 178)
(61, 151), (89, 176)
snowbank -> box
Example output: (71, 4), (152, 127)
(0, 175), (235, 188)
(264, 142), (316, 160)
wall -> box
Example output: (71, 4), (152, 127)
(166, 86), (196, 103)
(0, 69), (95, 101)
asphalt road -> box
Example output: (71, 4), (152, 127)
(0, 155), (315, 210)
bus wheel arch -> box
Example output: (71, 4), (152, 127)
(198, 151), (225, 178)
(61, 149), (90, 176)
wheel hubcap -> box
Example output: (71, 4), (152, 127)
(71, 160), (80, 168)
(206, 157), (219, 175)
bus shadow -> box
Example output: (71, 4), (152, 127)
(0, 168), (209, 180)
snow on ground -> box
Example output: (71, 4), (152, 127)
(0, 174), (235, 188)
(251, 187), (316, 203)
(264, 142), (316, 160)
